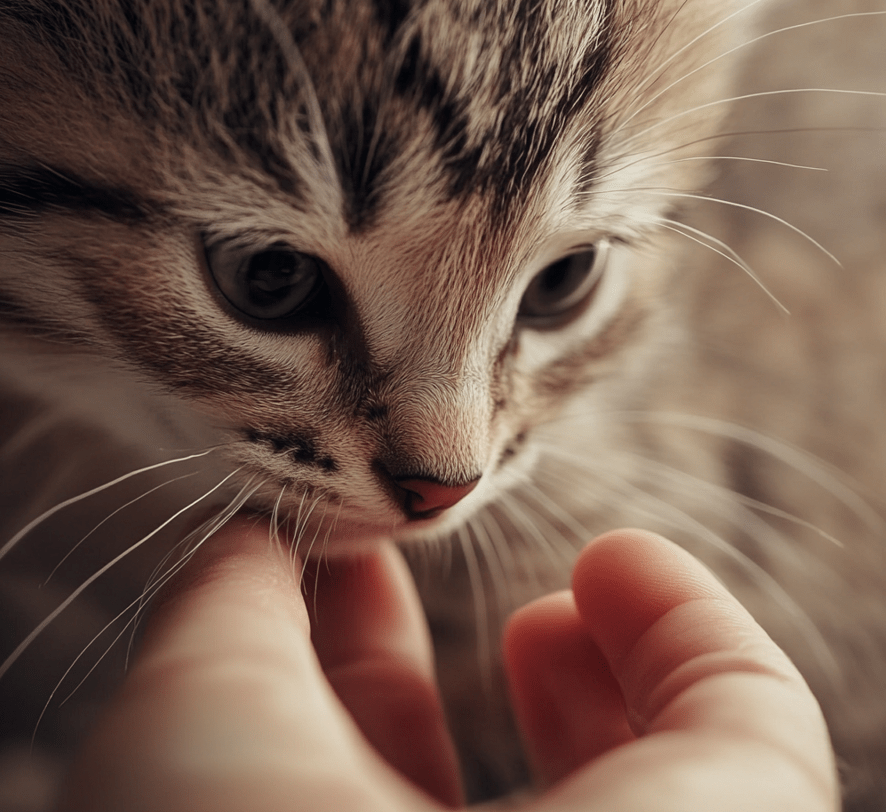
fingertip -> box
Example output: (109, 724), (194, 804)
(504, 592), (634, 786)
(503, 594), (581, 702)
(140, 514), (311, 665)
(153, 514), (301, 608)
(572, 528), (710, 599)
(503, 591), (575, 665)
(568, 530), (811, 731)
(571, 529), (727, 666)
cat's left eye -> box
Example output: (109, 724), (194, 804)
(518, 243), (608, 327)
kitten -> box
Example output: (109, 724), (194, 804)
(0, 0), (884, 809)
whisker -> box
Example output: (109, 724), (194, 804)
(270, 483), (287, 547)
(130, 485), (264, 674)
(469, 515), (513, 624)
(670, 125), (886, 149)
(296, 496), (328, 596)
(497, 492), (574, 570)
(43, 492), (248, 716)
(456, 524), (492, 691)
(307, 502), (336, 625)
(315, 500), (343, 572)
(126, 475), (264, 654)
(669, 155), (826, 172)
(586, 143), (827, 189)
(627, 187), (842, 267)
(291, 489), (313, 549)
(589, 125), (886, 188)
(617, 450), (845, 549)
(0, 448), (219, 563)
(476, 509), (519, 586)
(122, 523), (214, 666)
(616, 10), (886, 137)
(610, 411), (885, 533)
(43, 470), (203, 585)
(657, 218), (789, 313)
(0, 468), (240, 682)
(541, 431), (842, 564)
(618, 0), (767, 127)
(520, 480), (590, 543)
(509, 488), (579, 566)
(32, 481), (261, 746)
(437, 524), (454, 580)
(615, 88), (886, 163)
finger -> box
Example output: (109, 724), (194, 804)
(540, 529), (838, 811)
(504, 591), (634, 787)
(57, 517), (433, 812)
(306, 545), (463, 807)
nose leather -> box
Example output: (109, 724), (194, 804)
(395, 476), (480, 519)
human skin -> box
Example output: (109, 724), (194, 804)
(55, 521), (838, 812)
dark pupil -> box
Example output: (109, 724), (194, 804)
(540, 258), (571, 294)
(249, 250), (299, 292)
(246, 250), (311, 306)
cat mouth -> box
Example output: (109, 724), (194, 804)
(243, 479), (486, 558)
(271, 511), (457, 559)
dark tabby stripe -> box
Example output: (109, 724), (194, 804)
(0, 165), (151, 223)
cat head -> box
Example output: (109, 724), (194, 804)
(0, 0), (750, 551)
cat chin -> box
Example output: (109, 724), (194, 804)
(256, 497), (478, 559)
(282, 514), (457, 559)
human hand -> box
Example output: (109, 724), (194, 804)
(55, 521), (838, 812)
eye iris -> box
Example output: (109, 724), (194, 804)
(518, 246), (604, 323)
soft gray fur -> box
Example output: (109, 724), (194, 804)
(0, 1), (884, 809)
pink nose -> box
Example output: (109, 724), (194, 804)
(396, 476), (480, 519)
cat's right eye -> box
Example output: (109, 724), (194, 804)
(518, 242), (609, 328)
(206, 242), (331, 323)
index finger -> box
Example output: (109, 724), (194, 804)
(56, 517), (432, 812)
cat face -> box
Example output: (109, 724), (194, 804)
(0, 0), (747, 552)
